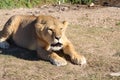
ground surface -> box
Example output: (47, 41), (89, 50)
(0, 5), (120, 80)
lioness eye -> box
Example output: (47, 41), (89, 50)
(48, 29), (53, 34)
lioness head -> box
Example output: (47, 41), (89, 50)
(35, 15), (68, 51)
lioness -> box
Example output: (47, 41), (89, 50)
(0, 15), (86, 66)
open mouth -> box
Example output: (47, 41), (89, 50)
(51, 43), (63, 47)
(50, 43), (63, 51)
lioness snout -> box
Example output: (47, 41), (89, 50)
(55, 36), (61, 40)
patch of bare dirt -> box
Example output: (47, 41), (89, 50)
(0, 5), (120, 27)
(0, 5), (120, 80)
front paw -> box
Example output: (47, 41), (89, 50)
(50, 57), (67, 66)
(71, 54), (87, 66)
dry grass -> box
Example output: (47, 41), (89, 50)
(0, 5), (120, 80)
(0, 24), (120, 80)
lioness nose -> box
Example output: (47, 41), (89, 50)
(55, 36), (60, 40)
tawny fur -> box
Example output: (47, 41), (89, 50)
(0, 15), (86, 66)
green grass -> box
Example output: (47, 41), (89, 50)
(0, 0), (94, 9)
(68, 0), (94, 4)
(0, 0), (56, 9)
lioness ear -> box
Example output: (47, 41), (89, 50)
(35, 23), (44, 31)
(63, 21), (68, 27)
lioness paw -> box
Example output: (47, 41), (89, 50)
(50, 57), (67, 66)
(0, 41), (10, 49)
(71, 54), (87, 66)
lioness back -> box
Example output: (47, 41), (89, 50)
(11, 15), (37, 50)
(0, 15), (87, 66)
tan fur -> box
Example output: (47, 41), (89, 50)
(0, 15), (86, 66)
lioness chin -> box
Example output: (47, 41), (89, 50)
(0, 15), (86, 66)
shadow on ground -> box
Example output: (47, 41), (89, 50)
(0, 45), (39, 61)
(0, 44), (71, 62)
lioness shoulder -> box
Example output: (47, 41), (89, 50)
(0, 15), (86, 66)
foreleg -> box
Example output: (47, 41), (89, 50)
(63, 41), (87, 65)
(37, 47), (67, 66)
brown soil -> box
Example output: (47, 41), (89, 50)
(0, 5), (120, 80)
